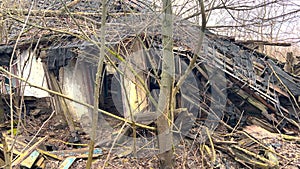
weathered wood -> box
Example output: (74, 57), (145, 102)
(58, 157), (76, 169)
(269, 60), (300, 96)
(235, 88), (279, 125)
(42, 63), (75, 132)
(247, 117), (277, 133)
(34, 156), (45, 169)
(120, 39), (148, 119)
(12, 136), (48, 167)
(0, 133), (11, 169)
(284, 52), (293, 73)
(20, 150), (40, 168)
(229, 77), (277, 112)
(0, 95), (5, 123)
(254, 75), (289, 98)
(237, 40), (291, 47)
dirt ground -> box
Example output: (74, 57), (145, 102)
(2, 102), (298, 169)
(0, 96), (298, 169)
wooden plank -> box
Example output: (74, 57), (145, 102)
(255, 76), (289, 98)
(0, 132), (11, 169)
(12, 136), (48, 166)
(0, 135), (61, 160)
(58, 156), (76, 169)
(34, 156), (45, 169)
(0, 96), (5, 123)
(268, 60), (300, 96)
(120, 40), (148, 118)
(20, 150), (40, 168)
(42, 63), (75, 132)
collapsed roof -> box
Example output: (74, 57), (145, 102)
(0, 0), (299, 131)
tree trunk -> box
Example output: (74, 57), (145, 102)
(86, 0), (107, 168)
(157, 0), (175, 168)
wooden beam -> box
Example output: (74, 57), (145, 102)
(42, 63), (75, 132)
(237, 40), (291, 47)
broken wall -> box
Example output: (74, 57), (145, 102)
(18, 49), (49, 98)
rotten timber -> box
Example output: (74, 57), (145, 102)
(0, 11), (300, 168)
(42, 63), (75, 133)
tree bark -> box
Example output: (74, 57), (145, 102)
(86, 0), (107, 168)
(157, 0), (175, 168)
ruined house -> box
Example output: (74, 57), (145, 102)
(0, 0), (300, 141)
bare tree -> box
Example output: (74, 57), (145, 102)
(174, 0), (300, 59)
(86, 0), (107, 168)
(0, 0), (299, 168)
(156, 0), (175, 168)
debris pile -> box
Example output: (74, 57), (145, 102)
(0, 1), (299, 168)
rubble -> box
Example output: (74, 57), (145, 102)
(0, 1), (299, 168)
